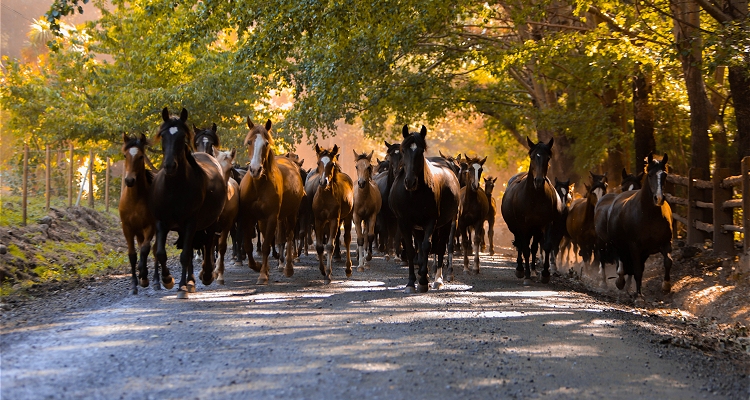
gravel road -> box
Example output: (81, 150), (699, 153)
(2, 247), (749, 399)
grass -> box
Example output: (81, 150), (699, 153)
(0, 195), (119, 226)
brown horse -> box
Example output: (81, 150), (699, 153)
(458, 155), (489, 274)
(374, 141), (403, 262)
(481, 176), (498, 255)
(239, 118), (304, 284)
(118, 133), (173, 294)
(596, 154), (672, 304)
(311, 144), (354, 282)
(150, 107), (226, 298)
(352, 150), (381, 272)
(194, 123), (219, 154)
(211, 148), (240, 285)
(566, 172), (608, 267)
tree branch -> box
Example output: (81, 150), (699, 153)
(692, 0), (732, 22)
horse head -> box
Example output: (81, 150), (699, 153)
(484, 176), (498, 196)
(157, 107), (192, 176)
(194, 123), (219, 154)
(553, 178), (571, 205)
(400, 125), (428, 191)
(122, 132), (149, 187)
(245, 117), (274, 179)
(353, 149), (374, 189)
(439, 150), (461, 176)
(526, 136), (554, 190)
(315, 144), (339, 189)
(621, 168), (644, 192)
(376, 158), (389, 174)
(384, 140), (403, 179)
(212, 148), (237, 178)
(588, 171), (608, 203)
(463, 154), (487, 191)
(645, 153), (669, 206)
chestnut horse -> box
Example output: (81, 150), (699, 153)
(595, 154), (672, 303)
(211, 148), (240, 285)
(239, 118), (304, 284)
(501, 137), (563, 285)
(119, 133), (173, 294)
(389, 125), (460, 293)
(566, 172), (608, 267)
(481, 176), (498, 256)
(150, 107), (226, 298)
(353, 150), (381, 272)
(458, 155), (489, 274)
(312, 144), (354, 282)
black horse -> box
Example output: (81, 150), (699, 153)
(389, 125), (460, 293)
(501, 137), (563, 285)
(150, 107), (227, 298)
(193, 123), (219, 154)
(374, 140), (404, 261)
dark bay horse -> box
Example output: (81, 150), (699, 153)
(239, 118), (304, 284)
(353, 150), (381, 272)
(374, 141), (403, 261)
(194, 123), (219, 154)
(389, 125), (460, 293)
(481, 176), (498, 256)
(500, 137), (563, 285)
(119, 133), (173, 294)
(458, 155), (489, 274)
(548, 178), (571, 272)
(150, 107), (227, 298)
(312, 144), (354, 282)
(593, 167), (645, 289)
(566, 172), (608, 267)
(211, 148), (240, 285)
(596, 154), (672, 304)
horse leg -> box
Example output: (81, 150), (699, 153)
(399, 223), (417, 294)
(175, 224), (197, 298)
(333, 227), (343, 261)
(325, 219), (339, 283)
(354, 214), (365, 272)
(472, 224), (482, 274)
(123, 227), (139, 294)
(661, 244), (673, 293)
(488, 217), (495, 256)
(199, 230), (216, 286)
(315, 220), (327, 278)
(137, 232), (151, 288)
(446, 220), (456, 283)
(366, 213), (377, 268)
(214, 229), (229, 285)
(417, 221), (436, 293)
(343, 217), (353, 277)
(284, 217), (296, 278)
(276, 224), (285, 271)
(513, 239), (524, 279)
(632, 250), (646, 306)
(522, 239), (532, 286)
(481, 223), (486, 253)
(243, 218), (260, 273)
(257, 218), (276, 285)
(461, 225), (470, 274)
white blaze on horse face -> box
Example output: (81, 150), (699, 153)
(655, 170), (665, 201)
(472, 163), (481, 185)
(627, 184), (635, 191)
(202, 137), (209, 144)
(593, 187), (604, 203)
(249, 134), (266, 171)
(321, 156), (331, 167)
(129, 148), (139, 157)
(169, 127), (178, 135)
(410, 143), (417, 151)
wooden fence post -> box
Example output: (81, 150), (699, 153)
(22, 144), (28, 226)
(45, 145), (51, 212)
(88, 149), (94, 208)
(713, 168), (734, 255)
(68, 143), (74, 207)
(105, 156), (110, 212)
(687, 167), (707, 245)
(743, 156), (750, 254)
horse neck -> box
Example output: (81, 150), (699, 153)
(636, 176), (659, 211)
(263, 148), (279, 176)
(421, 157), (436, 191)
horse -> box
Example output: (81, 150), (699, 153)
(566, 172), (608, 267)
(593, 167), (645, 289)
(118, 133), (173, 294)
(457, 155), (489, 274)
(150, 107), (227, 298)
(500, 137), (563, 285)
(548, 178), (572, 272)
(352, 150), (382, 272)
(596, 154), (672, 304)
(311, 144), (354, 282)
(194, 123), (219, 154)
(281, 152), (308, 260)
(480, 176), (498, 255)
(389, 125), (460, 293)
(211, 148), (240, 285)
(238, 118), (304, 284)
(374, 141), (403, 261)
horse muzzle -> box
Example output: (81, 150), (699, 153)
(248, 166), (263, 179)
(124, 177), (136, 187)
(163, 160), (178, 175)
(404, 177), (418, 191)
(358, 179), (367, 189)
(534, 177), (545, 190)
(653, 194), (665, 207)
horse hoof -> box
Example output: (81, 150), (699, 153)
(515, 269), (525, 279)
(294, 258), (300, 263)
(417, 284), (429, 293)
(139, 278), (149, 288)
(346, 269), (352, 278)
(284, 268), (294, 278)
(404, 286), (415, 294)
(131, 287), (138, 295)
(187, 282), (196, 293)
(489, 250), (494, 256)
(432, 281), (443, 290)
(523, 279), (532, 286)
(162, 277), (175, 290)
(324, 278), (331, 285)
(541, 274), (550, 284)
(176, 290), (188, 299)
(615, 276), (626, 290)
(634, 296), (646, 307)
(256, 276), (269, 285)
(661, 281), (672, 293)
(384, 255), (390, 261)
(366, 254), (372, 262)
(463, 268), (470, 275)
(472, 268), (480, 275)
(218, 279), (225, 285)
(152, 282), (162, 291)
(357, 266), (365, 273)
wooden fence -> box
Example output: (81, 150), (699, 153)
(664, 156), (750, 255)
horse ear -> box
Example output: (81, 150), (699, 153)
(367, 150), (374, 160)
(265, 119), (272, 131)
(122, 132), (129, 143)
(479, 156), (487, 165)
(402, 125), (410, 138)
(180, 108), (188, 122)
(589, 171), (595, 179)
(352, 149), (358, 159)
(162, 107), (170, 122)
(212, 123), (217, 133)
(193, 124), (198, 132)
(247, 117), (254, 129)
(419, 125), (427, 138)
(662, 153), (668, 165)
(331, 144), (339, 157)
(315, 144), (321, 154)
(231, 148), (236, 158)
(492, 177), (497, 183)
(526, 136), (534, 149)
(384, 140), (392, 148)
(647, 152), (654, 164)
(212, 147), (219, 157)
(139, 133), (148, 144)
(584, 183), (590, 191)
(456, 154), (462, 162)
(621, 168), (628, 179)
(547, 137), (554, 149)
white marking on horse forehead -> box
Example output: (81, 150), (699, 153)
(128, 148), (139, 156)
(394, 150), (400, 154)
(627, 184), (634, 191)
(593, 187), (604, 202)
(410, 143), (417, 151)
(202, 137), (209, 144)
(321, 156), (331, 166)
(169, 127), (178, 135)
(249, 134), (266, 167)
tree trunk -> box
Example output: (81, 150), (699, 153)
(602, 87), (627, 187)
(633, 64), (656, 173)
(728, 64), (750, 172)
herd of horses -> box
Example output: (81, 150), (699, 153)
(119, 107), (673, 303)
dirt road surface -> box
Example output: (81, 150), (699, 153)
(2, 248), (749, 399)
